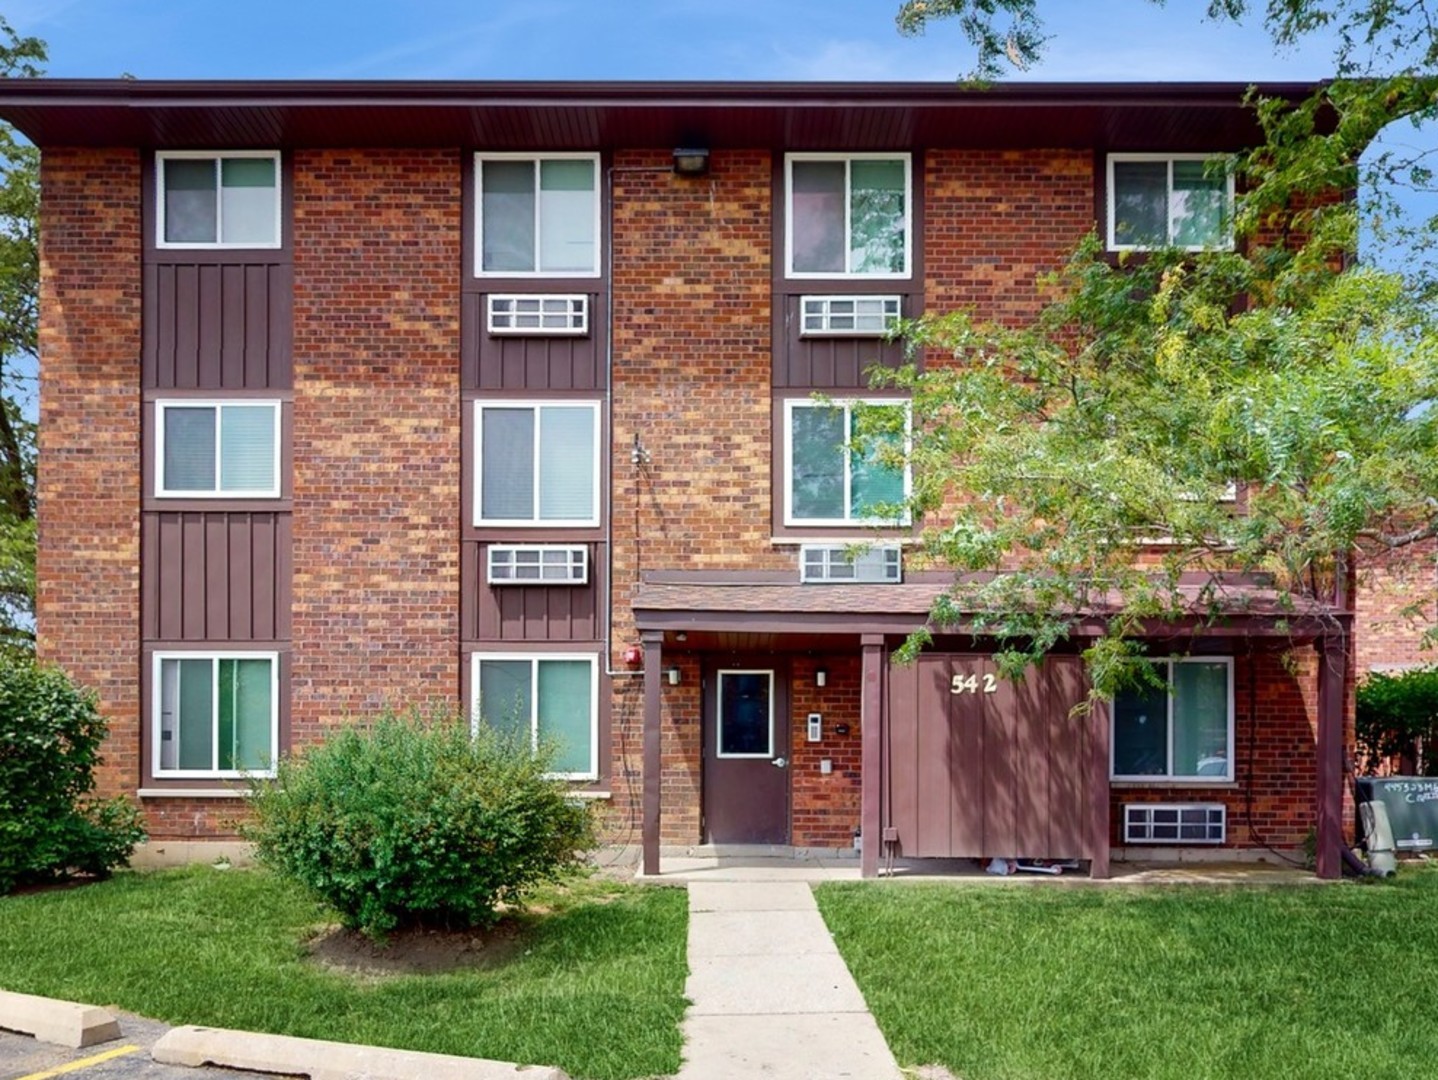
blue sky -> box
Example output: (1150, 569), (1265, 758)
(15, 0), (1339, 82)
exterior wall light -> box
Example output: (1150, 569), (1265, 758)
(666, 666), (682, 686)
(672, 148), (709, 176)
(816, 668), (828, 687)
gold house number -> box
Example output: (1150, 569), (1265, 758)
(951, 672), (998, 695)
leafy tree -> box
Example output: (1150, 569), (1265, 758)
(0, 17), (45, 652)
(875, 1), (1438, 694)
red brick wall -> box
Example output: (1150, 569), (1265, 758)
(1354, 542), (1436, 673)
(36, 148), (142, 802)
(790, 653), (863, 849)
(290, 150), (462, 739)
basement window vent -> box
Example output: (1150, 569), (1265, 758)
(1123, 803), (1226, 845)
(488, 545), (589, 585)
(800, 295), (901, 337)
(800, 544), (902, 584)
(487, 294), (589, 336)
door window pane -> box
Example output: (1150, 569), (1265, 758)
(537, 406), (595, 521)
(791, 160), (846, 273)
(164, 159), (218, 244)
(480, 408), (536, 520)
(163, 407), (217, 491)
(791, 406), (846, 520)
(1173, 662), (1230, 777)
(219, 158), (278, 246)
(537, 659), (592, 775)
(477, 659), (532, 743)
(1112, 161), (1168, 248)
(1113, 676), (1168, 777)
(719, 672), (772, 756)
(218, 405), (276, 493)
(482, 161), (537, 272)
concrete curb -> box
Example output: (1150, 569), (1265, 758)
(0, 989), (122, 1048)
(153, 1025), (571, 1080)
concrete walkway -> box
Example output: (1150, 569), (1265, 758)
(676, 881), (902, 1080)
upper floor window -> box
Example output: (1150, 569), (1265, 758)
(154, 651), (278, 779)
(475, 401), (600, 527)
(157, 152), (281, 249)
(1107, 154), (1234, 252)
(155, 400), (281, 499)
(784, 399), (910, 526)
(1111, 658), (1233, 781)
(786, 154), (911, 279)
(476, 154), (600, 277)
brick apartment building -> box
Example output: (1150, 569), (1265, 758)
(0, 79), (1364, 879)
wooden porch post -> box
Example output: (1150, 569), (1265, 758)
(860, 634), (885, 878)
(1089, 694), (1112, 879)
(641, 630), (664, 877)
(1315, 633), (1346, 881)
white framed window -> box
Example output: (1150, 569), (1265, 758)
(1107, 154), (1234, 252)
(475, 154), (601, 277)
(487, 294), (589, 335)
(472, 653), (599, 780)
(155, 400), (281, 499)
(800, 295), (902, 337)
(784, 399), (910, 527)
(487, 544), (589, 584)
(1111, 658), (1234, 781)
(157, 152), (281, 249)
(786, 153), (911, 278)
(153, 651), (279, 779)
(474, 401), (600, 528)
(716, 670), (775, 759)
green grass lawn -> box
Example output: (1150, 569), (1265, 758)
(817, 868), (1438, 1080)
(0, 866), (688, 1080)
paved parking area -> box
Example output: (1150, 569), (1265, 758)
(0, 1014), (269, 1080)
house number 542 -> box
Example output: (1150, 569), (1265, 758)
(951, 673), (998, 694)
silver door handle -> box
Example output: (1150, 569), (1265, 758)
(771, 757), (788, 768)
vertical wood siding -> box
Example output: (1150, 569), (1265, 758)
(142, 512), (293, 641)
(461, 541), (603, 642)
(142, 263), (294, 390)
(461, 292), (605, 391)
(773, 294), (910, 389)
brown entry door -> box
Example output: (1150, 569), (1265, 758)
(703, 668), (789, 844)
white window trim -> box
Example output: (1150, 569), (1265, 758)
(473, 399), (602, 528)
(156, 151), (282, 251)
(1110, 656), (1235, 782)
(716, 669), (776, 760)
(785, 153), (913, 280)
(1106, 153), (1236, 253)
(154, 399), (283, 500)
(152, 650), (280, 781)
(471, 652), (600, 782)
(474, 152), (602, 279)
(783, 397), (912, 528)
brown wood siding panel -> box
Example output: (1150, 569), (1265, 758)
(143, 262), (293, 390)
(775, 295), (910, 389)
(950, 658), (985, 856)
(914, 656), (953, 856)
(1048, 656), (1089, 857)
(1013, 663), (1051, 856)
(886, 657), (920, 855)
(143, 511), (292, 642)
(464, 540), (602, 643)
(461, 292), (605, 391)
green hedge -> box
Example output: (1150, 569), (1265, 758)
(245, 710), (596, 938)
(0, 653), (145, 893)
(1357, 666), (1438, 774)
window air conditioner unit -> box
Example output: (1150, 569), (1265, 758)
(1123, 803), (1226, 845)
(487, 545), (588, 585)
(487, 294), (589, 335)
(800, 544), (901, 584)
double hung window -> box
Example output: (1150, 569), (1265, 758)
(1111, 658), (1234, 781)
(475, 401), (599, 527)
(786, 154), (911, 277)
(157, 152), (281, 248)
(1107, 154), (1234, 251)
(156, 401), (281, 498)
(785, 400), (909, 526)
(476, 154), (600, 276)
(473, 654), (598, 780)
(154, 652), (278, 778)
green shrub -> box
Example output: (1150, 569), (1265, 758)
(245, 709), (596, 938)
(0, 653), (146, 893)
(1357, 666), (1438, 774)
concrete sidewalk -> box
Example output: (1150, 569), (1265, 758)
(676, 881), (902, 1080)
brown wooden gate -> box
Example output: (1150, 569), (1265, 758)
(887, 653), (1092, 860)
